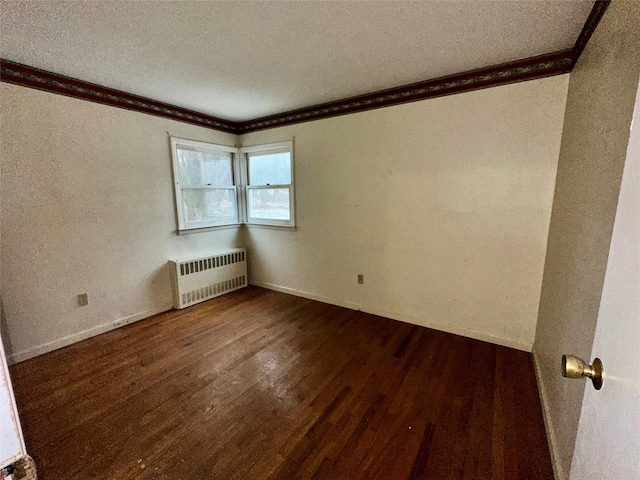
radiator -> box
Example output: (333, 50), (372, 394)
(169, 248), (247, 309)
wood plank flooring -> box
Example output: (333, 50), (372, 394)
(9, 286), (553, 479)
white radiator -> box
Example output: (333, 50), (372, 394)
(169, 248), (247, 309)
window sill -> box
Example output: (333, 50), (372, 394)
(176, 223), (296, 235)
(177, 224), (243, 235)
(244, 223), (297, 232)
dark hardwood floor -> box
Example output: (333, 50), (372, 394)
(9, 286), (553, 479)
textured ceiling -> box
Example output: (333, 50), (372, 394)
(0, 1), (593, 122)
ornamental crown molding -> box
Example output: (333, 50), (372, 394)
(0, 1), (609, 135)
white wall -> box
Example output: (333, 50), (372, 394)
(241, 75), (569, 351)
(533, 2), (640, 479)
(1, 73), (569, 363)
(0, 83), (242, 362)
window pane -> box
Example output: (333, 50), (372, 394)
(248, 188), (290, 220)
(182, 188), (236, 223)
(249, 152), (291, 185)
(177, 148), (232, 186)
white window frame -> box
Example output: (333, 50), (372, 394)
(170, 137), (295, 232)
(240, 140), (295, 227)
(170, 137), (240, 231)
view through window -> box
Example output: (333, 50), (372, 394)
(171, 138), (294, 231)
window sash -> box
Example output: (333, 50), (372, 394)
(181, 186), (238, 228)
(246, 185), (294, 226)
(175, 147), (234, 188)
(247, 147), (293, 186)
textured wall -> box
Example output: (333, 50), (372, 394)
(1, 84), (242, 362)
(241, 75), (569, 351)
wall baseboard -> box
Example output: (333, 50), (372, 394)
(532, 346), (564, 480)
(7, 303), (173, 365)
(250, 281), (532, 352)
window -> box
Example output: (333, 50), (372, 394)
(170, 138), (294, 232)
(171, 138), (238, 230)
(242, 141), (295, 227)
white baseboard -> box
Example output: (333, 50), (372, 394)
(532, 346), (563, 480)
(250, 281), (532, 352)
(7, 303), (173, 365)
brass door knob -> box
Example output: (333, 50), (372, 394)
(562, 355), (604, 390)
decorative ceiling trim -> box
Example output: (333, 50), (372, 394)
(236, 50), (572, 134)
(0, 59), (236, 134)
(571, 0), (610, 68)
(0, 1), (608, 135)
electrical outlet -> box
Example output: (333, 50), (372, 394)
(357, 274), (364, 284)
(77, 293), (89, 306)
